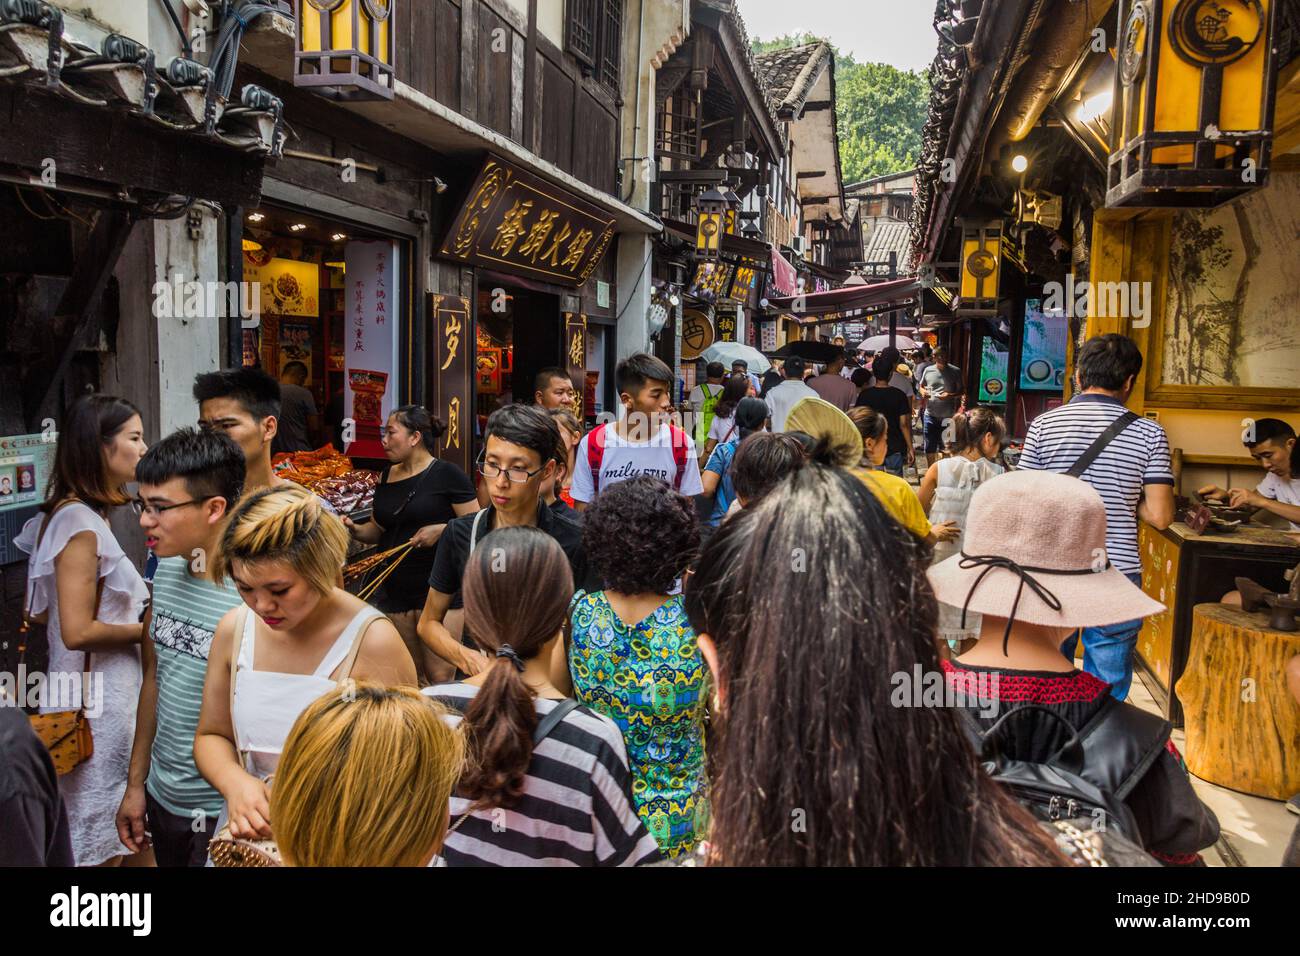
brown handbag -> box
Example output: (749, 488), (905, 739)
(18, 501), (98, 776)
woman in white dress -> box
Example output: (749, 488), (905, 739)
(918, 407), (1008, 652)
(15, 395), (150, 866)
(195, 484), (416, 843)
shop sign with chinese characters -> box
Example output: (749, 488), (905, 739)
(344, 239), (400, 458)
(439, 157), (617, 287)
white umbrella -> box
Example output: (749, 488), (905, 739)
(858, 333), (919, 352)
(701, 342), (772, 374)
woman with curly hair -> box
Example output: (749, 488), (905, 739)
(568, 475), (707, 858)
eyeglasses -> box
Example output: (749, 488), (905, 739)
(131, 496), (215, 518)
(476, 454), (547, 484)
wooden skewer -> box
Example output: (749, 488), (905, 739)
(343, 542), (412, 580)
(358, 545), (415, 602)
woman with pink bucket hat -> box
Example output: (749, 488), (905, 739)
(928, 470), (1221, 865)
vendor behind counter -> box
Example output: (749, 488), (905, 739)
(1198, 418), (1300, 532)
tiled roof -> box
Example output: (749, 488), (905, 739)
(863, 220), (912, 266)
(753, 41), (832, 114)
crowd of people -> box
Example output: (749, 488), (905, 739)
(3, 334), (1299, 868)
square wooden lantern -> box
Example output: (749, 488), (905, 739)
(956, 219), (1002, 316)
(295, 0), (395, 101)
(1107, 0), (1280, 208)
(694, 185), (728, 260)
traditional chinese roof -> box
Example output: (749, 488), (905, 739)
(754, 41), (832, 117)
(695, 0), (785, 145)
(863, 220), (912, 268)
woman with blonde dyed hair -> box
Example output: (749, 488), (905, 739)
(195, 485), (417, 845)
(271, 682), (464, 866)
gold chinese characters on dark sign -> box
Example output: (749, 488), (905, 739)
(440, 157), (617, 287)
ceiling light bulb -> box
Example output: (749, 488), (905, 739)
(332, 233), (347, 242)
(247, 212), (265, 222)
(290, 223), (307, 232)
(1011, 155), (1029, 174)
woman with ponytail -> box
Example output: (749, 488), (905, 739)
(917, 406), (1007, 651)
(425, 525), (660, 867)
(195, 484), (416, 843)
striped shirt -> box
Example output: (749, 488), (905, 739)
(424, 684), (662, 867)
(1019, 394), (1174, 575)
(147, 557), (244, 818)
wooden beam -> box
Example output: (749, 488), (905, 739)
(801, 99), (833, 112)
(797, 170), (829, 179)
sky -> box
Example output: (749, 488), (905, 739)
(736, 0), (939, 73)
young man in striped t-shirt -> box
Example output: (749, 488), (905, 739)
(1019, 334), (1176, 700)
(115, 428), (246, 865)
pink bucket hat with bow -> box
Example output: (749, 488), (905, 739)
(927, 470), (1165, 648)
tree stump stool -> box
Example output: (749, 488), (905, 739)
(1175, 603), (1300, 799)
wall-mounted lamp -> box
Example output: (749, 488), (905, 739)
(1010, 154), (1029, 174)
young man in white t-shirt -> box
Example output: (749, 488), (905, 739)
(571, 353), (703, 510)
(1199, 417), (1300, 530)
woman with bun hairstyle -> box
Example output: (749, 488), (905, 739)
(271, 682), (464, 867)
(343, 405), (479, 684)
(425, 525), (660, 867)
(195, 485), (416, 843)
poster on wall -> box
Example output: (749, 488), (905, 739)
(978, 337), (1010, 403)
(344, 240), (399, 458)
(278, 321), (313, 383)
(0, 433), (57, 514)
(1018, 299), (1067, 391)
(242, 254), (320, 318)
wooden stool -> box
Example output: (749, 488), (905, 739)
(1175, 603), (1300, 799)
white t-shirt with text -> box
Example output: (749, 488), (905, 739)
(571, 423), (704, 502)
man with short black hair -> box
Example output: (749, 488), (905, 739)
(688, 362), (727, 446)
(1199, 418), (1300, 531)
(808, 353), (858, 411)
(116, 427), (247, 865)
(273, 361), (320, 454)
(764, 357), (819, 433)
(571, 352), (702, 508)
(731, 359), (761, 395)
(534, 367), (577, 411)
(854, 353), (914, 476)
(1020, 333), (1176, 700)
(917, 347), (962, 465)
(193, 367), (285, 496)
(418, 404), (590, 676)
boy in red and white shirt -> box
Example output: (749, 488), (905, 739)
(572, 353), (703, 509)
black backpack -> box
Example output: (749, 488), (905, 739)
(961, 700), (1170, 849)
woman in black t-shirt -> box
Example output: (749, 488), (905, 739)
(344, 406), (479, 684)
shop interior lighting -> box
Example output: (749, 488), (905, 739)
(1011, 155), (1029, 174)
(325, 261), (346, 271)
(241, 238), (263, 252)
(289, 223), (308, 232)
(247, 212), (265, 222)
(332, 233), (347, 241)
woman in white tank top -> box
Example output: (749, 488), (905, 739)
(918, 409), (1008, 651)
(195, 486), (416, 842)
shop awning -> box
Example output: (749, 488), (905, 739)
(767, 276), (920, 318)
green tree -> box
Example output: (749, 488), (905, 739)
(753, 35), (928, 183)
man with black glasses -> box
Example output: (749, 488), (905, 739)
(416, 404), (591, 677)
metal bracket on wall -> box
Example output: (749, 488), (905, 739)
(186, 207), (203, 240)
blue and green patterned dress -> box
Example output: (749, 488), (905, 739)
(568, 590), (708, 858)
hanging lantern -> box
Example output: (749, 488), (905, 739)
(694, 185), (727, 259)
(957, 219), (1002, 315)
(295, 0), (395, 102)
(1107, 0), (1279, 208)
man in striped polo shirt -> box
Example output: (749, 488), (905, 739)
(115, 428), (246, 865)
(1019, 334), (1175, 700)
